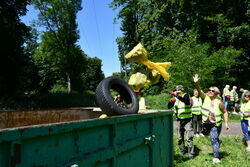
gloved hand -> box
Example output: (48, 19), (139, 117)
(169, 91), (177, 96)
(170, 97), (176, 102)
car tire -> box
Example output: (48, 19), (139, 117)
(95, 76), (139, 116)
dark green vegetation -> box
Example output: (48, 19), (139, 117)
(1, 0), (249, 109)
(111, 0), (250, 95)
(0, 91), (96, 110)
(174, 136), (250, 167)
(0, 0), (104, 109)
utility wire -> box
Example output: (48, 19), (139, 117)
(80, 26), (93, 57)
(92, 0), (103, 57)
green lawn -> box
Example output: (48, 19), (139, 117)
(174, 136), (250, 167)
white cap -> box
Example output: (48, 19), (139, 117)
(226, 85), (230, 88)
(233, 86), (237, 89)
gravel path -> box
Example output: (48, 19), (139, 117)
(174, 122), (243, 137)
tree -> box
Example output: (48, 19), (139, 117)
(32, 0), (84, 93)
(110, 0), (249, 91)
(0, 0), (33, 98)
(81, 57), (105, 91)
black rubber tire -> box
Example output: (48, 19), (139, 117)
(95, 76), (139, 116)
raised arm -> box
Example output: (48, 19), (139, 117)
(193, 74), (206, 99)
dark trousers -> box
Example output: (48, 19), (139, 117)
(241, 120), (250, 141)
(192, 114), (202, 134)
(203, 123), (222, 158)
(177, 118), (194, 155)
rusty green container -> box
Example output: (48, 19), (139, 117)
(0, 108), (173, 167)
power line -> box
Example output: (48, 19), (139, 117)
(92, 0), (103, 57)
(77, 10), (93, 57)
(81, 26), (93, 57)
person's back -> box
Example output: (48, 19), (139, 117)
(223, 85), (230, 111)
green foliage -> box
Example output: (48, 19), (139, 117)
(0, 91), (96, 110)
(111, 0), (249, 92)
(163, 33), (242, 91)
(32, 91), (96, 109)
(32, 0), (85, 93)
(145, 93), (171, 109)
(174, 136), (250, 166)
(0, 0), (34, 98)
(81, 57), (105, 91)
(49, 84), (68, 93)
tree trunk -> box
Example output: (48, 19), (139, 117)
(66, 72), (72, 94)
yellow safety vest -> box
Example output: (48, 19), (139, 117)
(139, 97), (146, 110)
(240, 101), (250, 120)
(230, 90), (239, 102)
(201, 96), (223, 126)
(224, 89), (230, 96)
(174, 93), (192, 119)
(191, 96), (202, 115)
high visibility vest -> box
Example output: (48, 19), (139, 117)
(201, 96), (223, 126)
(230, 90), (239, 102)
(139, 97), (146, 110)
(174, 93), (192, 119)
(224, 89), (230, 96)
(191, 96), (202, 115)
(240, 101), (250, 120)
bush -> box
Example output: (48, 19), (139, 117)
(146, 93), (171, 109)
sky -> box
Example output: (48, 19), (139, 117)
(21, 0), (122, 77)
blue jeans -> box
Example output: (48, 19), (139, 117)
(241, 120), (250, 141)
(224, 97), (229, 111)
(203, 123), (222, 158)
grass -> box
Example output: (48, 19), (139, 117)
(174, 135), (250, 167)
(228, 112), (241, 122)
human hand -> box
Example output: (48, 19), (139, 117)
(193, 74), (199, 83)
(225, 123), (230, 131)
(169, 91), (177, 96)
(170, 97), (176, 102)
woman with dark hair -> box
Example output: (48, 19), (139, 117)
(191, 89), (203, 137)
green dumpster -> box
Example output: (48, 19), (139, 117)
(0, 108), (173, 167)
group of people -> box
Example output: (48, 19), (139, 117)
(222, 85), (247, 113)
(168, 74), (250, 163)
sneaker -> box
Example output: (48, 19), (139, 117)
(246, 147), (250, 152)
(195, 134), (200, 137)
(212, 158), (221, 163)
(199, 133), (204, 137)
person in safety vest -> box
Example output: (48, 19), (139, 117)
(230, 86), (239, 113)
(193, 74), (229, 164)
(222, 85), (230, 112)
(239, 88), (249, 103)
(168, 85), (194, 159)
(192, 89), (204, 137)
(239, 91), (250, 152)
(134, 90), (151, 110)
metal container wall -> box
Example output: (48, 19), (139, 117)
(0, 110), (173, 167)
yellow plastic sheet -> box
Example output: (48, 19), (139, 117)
(125, 43), (171, 90)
